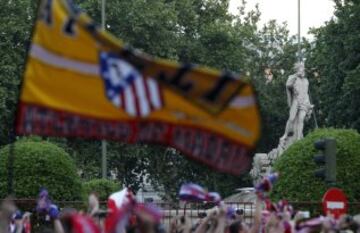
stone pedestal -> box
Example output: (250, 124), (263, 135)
(250, 153), (272, 184)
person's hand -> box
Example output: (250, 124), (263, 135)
(217, 202), (227, 217)
(179, 216), (191, 232)
(170, 216), (180, 233)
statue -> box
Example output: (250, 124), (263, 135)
(250, 61), (314, 183)
(281, 62), (313, 144)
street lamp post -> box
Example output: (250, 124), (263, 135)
(297, 0), (318, 128)
(101, 0), (107, 179)
(298, 0), (301, 61)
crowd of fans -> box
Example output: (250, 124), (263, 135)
(1, 173), (360, 233)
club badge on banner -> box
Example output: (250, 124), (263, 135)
(16, 0), (261, 175)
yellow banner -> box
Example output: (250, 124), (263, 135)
(16, 0), (261, 175)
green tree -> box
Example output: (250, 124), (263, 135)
(0, 138), (83, 200)
(307, 0), (360, 132)
(271, 128), (360, 202)
(0, 1), (37, 145)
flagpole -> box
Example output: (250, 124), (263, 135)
(101, 0), (106, 29)
(297, 0), (318, 128)
(101, 0), (108, 179)
(298, 0), (301, 61)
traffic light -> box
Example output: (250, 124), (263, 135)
(313, 138), (336, 185)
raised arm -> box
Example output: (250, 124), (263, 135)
(194, 210), (216, 233)
(212, 204), (226, 233)
(249, 197), (262, 233)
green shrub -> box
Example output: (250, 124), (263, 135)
(0, 139), (82, 200)
(83, 179), (120, 201)
(271, 128), (360, 203)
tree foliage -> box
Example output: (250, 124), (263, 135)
(0, 1), (37, 144)
(307, 0), (360, 132)
(0, 138), (83, 200)
(271, 128), (360, 202)
(83, 179), (121, 201)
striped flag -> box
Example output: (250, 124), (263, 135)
(179, 183), (221, 203)
(107, 188), (133, 214)
(296, 217), (325, 233)
(100, 52), (163, 117)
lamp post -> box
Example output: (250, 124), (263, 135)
(101, 0), (107, 179)
(298, 0), (301, 61)
(297, 0), (318, 128)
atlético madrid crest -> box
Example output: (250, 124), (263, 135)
(100, 52), (163, 117)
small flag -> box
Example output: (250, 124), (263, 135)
(107, 188), (134, 214)
(105, 203), (133, 233)
(179, 183), (221, 203)
(255, 172), (279, 198)
(105, 188), (162, 233)
(296, 217), (324, 233)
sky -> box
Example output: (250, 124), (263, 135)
(229, 0), (335, 38)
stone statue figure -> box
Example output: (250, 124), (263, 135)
(250, 62), (314, 183)
(281, 62), (313, 144)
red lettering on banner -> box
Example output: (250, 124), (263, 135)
(137, 121), (169, 142)
(204, 135), (218, 162)
(231, 147), (249, 171)
(16, 102), (253, 175)
(215, 141), (234, 170)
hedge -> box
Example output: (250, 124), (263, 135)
(83, 179), (120, 201)
(271, 128), (360, 203)
(0, 139), (82, 200)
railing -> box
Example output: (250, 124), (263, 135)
(2, 199), (360, 231)
(157, 201), (255, 227)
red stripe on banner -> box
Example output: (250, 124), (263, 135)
(214, 138), (223, 162)
(143, 78), (154, 111)
(131, 82), (141, 117)
(15, 102), (254, 175)
(202, 133), (209, 157)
